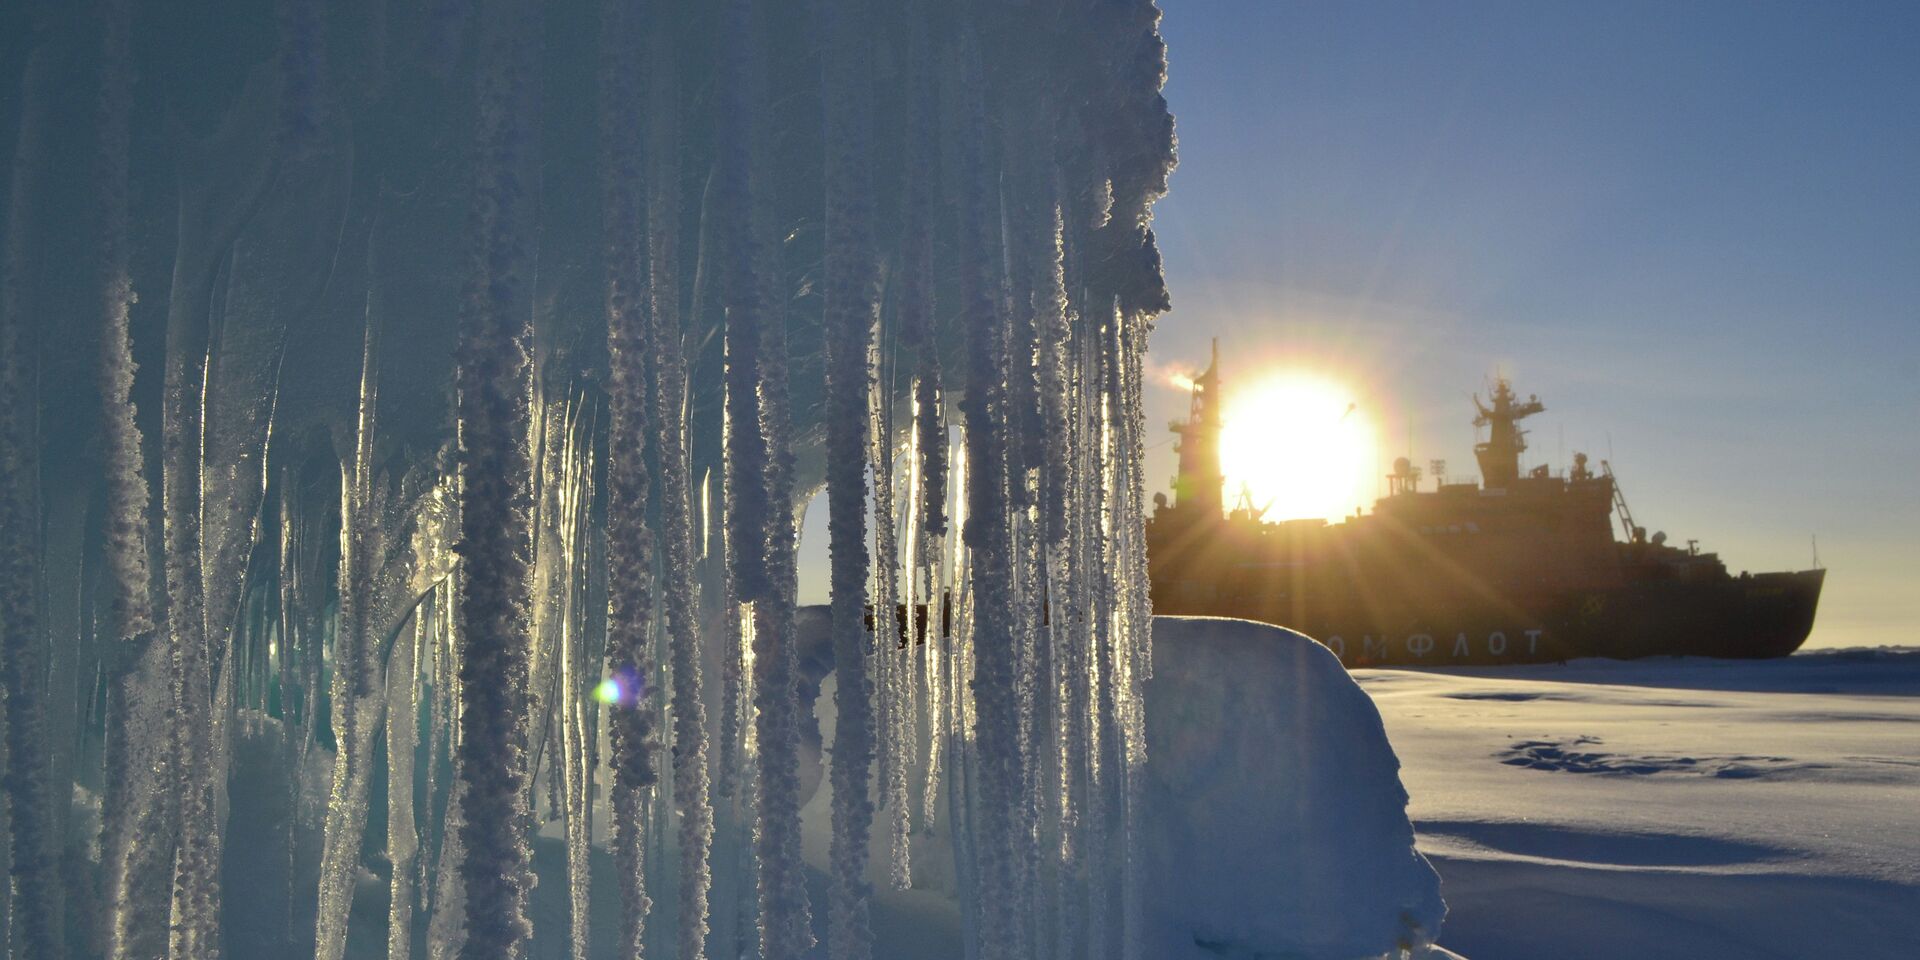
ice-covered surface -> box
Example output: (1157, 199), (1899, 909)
(1358, 648), (1920, 960)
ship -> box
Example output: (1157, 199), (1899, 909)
(1146, 343), (1826, 666)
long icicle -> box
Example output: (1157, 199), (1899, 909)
(954, 20), (1028, 958)
(90, 0), (167, 952)
(821, 0), (880, 954)
(386, 584), (424, 960)
(900, 0), (948, 840)
(316, 260), (390, 960)
(552, 390), (597, 960)
(0, 34), (63, 960)
(453, 0), (543, 953)
(873, 330), (912, 892)
(741, 0), (813, 954)
(648, 9), (717, 955)
(599, 0), (661, 953)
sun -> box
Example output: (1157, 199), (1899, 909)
(1218, 372), (1378, 522)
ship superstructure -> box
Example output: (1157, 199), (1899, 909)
(1146, 353), (1825, 665)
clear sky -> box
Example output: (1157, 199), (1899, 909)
(1143, 1), (1920, 649)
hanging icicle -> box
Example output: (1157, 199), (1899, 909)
(952, 19), (1034, 958)
(599, 0), (661, 954)
(735, 1), (814, 956)
(386, 587), (425, 960)
(315, 286), (388, 960)
(0, 34), (63, 960)
(11, 0), (1187, 954)
(649, 7), (717, 954)
(452, 0), (544, 954)
(721, 0), (774, 612)
(821, 0), (881, 955)
(872, 335), (913, 893)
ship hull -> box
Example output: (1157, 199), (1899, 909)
(1151, 567), (1825, 667)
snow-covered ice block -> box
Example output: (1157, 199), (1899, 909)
(1145, 616), (1446, 959)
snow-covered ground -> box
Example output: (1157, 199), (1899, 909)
(1357, 650), (1920, 960)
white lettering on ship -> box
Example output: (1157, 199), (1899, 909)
(1324, 629), (1549, 661)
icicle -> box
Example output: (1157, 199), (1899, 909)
(1049, 312), (1090, 960)
(953, 19), (1040, 957)
(156, 41), (221, 956)
(751, 250), (815, 960)
(1038, 195), (1073, 546)
(728, 598), (762, 959)
(315, 306), (388, 960)
(1113, 308), (1156, 960)
(1090, 7), (1174, 954)
(738, 0), (813, 954)
(942, 439), (979, 958)
(997, 82), (1060, 950)
(872, 344), (912, 892)
(0, 36), (64, 960)
(600, 0), (662, 951)
(898, 4), (949, 852)
(427, 786), (468, 960)
(387, 589), (424, 960)
(716, 406), (745, 804)
(425, 573), (467, 960)
(93, 0), (154, 659)
(721, 0), (773, 609)
(900, 392), (924, 814)
(1079, 315), (1117, 960)
(1036, 194), (1077, 960)
(452, 0), (543, 953)
(518, 388), (596, 958)
(89, 0), (169, 953)
(649, 7), (717, 953)
(903, 9), (947, 544)
(821, 0), (881, 954)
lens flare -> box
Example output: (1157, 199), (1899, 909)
(593, 666), (648, 708)
(593, 678), (622, 705)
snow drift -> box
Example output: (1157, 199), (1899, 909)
(800, 613), (1447, 960)
(1142, 617), (1445, 959)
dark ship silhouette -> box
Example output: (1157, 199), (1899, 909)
(1147, 343), (1826, 665)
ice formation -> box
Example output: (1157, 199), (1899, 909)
(0, 0), (1181, 957)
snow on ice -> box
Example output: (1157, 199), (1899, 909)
(1361, 648), (1920, 960)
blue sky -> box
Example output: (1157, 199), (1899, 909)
(1142, 2), (1920, 648)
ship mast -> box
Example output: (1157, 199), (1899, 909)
(1170, 338), (1225, 517)
(1472, 377), (1545, 488)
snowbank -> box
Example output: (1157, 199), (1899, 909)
(800, 612), (1447, 959)
(1143, 616), (1445, 959)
